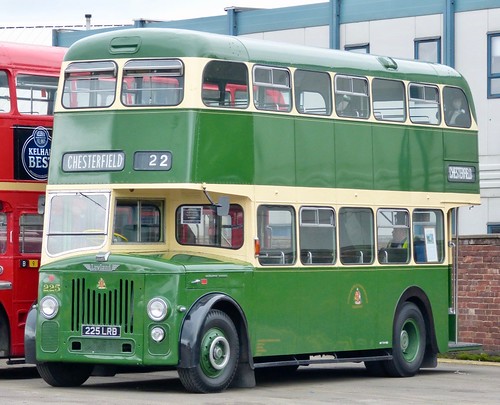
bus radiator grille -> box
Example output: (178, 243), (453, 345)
(71, 278), (134, 333)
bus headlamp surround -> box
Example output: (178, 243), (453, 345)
(40, 296), (59, 319)
(147, 297), (168, 321)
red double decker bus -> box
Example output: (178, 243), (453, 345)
(0, 42), (64, 362)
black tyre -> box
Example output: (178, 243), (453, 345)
(37, 362), (93, 387)
(385, 302), (426, 377)
(178, 309), (240, 393)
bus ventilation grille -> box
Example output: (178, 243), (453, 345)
(70, 277), (134, 333)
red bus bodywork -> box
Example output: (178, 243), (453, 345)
(0, 42), (64, 361)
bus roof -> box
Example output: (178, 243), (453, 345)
(65, 28), (467, 87)
(0, 42), (65, 72)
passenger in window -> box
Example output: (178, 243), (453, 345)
(446, 97), (468, 127)
(336, 95), (357, 117)
(388, 227), (408, 248)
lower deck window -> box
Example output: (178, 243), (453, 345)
(176, 204), (243, 249)
(412, 209), (444, 263)
(339, 207), (374, 264)
(257, 205), (295, 265)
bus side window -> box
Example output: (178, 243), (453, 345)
(19, 213), (43, 253)
(409, 83), (441, 125)
(339, 207), (374, 265)
(443, 86), (471, 128)
(372, 78), (406, 122)
(0, 71), (11, 113)
(294, 70), (332, 116)
(257, 205), (296, 265)
(253, 65), (291, 112)
(299, 207), (336, 265)
(412, 209), (444, 263)
(376, 209), (410, 264)
(334, 75), (370, 118)
(202, 60), (249, 108)
(16, 74), (58, 115)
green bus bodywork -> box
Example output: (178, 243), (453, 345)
(32, 29), (479, 393)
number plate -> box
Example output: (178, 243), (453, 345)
(81, 325), (121, 338)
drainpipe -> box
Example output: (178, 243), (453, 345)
(329, 0), (341, 50)
(444, 0), (455, 67)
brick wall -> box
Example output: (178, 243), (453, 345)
(458, 235), (500, 353)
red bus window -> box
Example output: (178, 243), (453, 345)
(19, 214), (43, 253)
(0, 71), (10, 113)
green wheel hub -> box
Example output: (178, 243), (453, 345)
(400, 318), (420, 362)
(200, 327), (231, 378)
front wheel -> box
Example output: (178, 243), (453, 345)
(385, 302), (426, 377)
(37, 362), (93, 387)
(178, 309), (240, 393)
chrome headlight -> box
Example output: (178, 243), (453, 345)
(151, 326), (165, 343)
(147, 297), (168, 321)
(40, 296), (59, 319)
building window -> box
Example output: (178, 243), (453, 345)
(345, 43), (369, 54)
(487, 223), (500, 234)
(488, 33), (500, 98)
(414, 38), (441, 63)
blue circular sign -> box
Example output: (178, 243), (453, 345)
(21, 126), (52, 181)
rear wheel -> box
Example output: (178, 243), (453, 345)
(385, 302), (426, 377)
(178, 309), (239, 393)
(37, 362), (93, 387)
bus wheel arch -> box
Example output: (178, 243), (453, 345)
(178, 293), (255, 392)
(389, 287), (438, 376)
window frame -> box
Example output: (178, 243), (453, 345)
(299, 206), (336, 265)
(408, 83), (441, 125)
(257, 205), (296, 265)
(62, 61), (118, 109)
(253, 65), (292, 112)
(294, 69), (332, 116)
(121, 59), (184, 107)
(372, 78), (407, 123)
(334, 74), (370, 119)
(345, 43), (370, 54)
(414, 37), (441, 63)
(488, 32), (500, 98)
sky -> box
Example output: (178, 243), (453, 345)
(1, 1), (324, 27)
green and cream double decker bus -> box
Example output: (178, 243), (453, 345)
(26, 28), (480, 393)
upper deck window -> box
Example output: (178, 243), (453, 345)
(0, 71), (11, 113)
(202, 60), (248, 108)
(409, 83), (440, 125)
(372, 78), (406, 122)
(16, 74), (58, 115)
(62, 61), (117, 109)
(295, 70), (332, 116)
(122, 59), (184, 106)
(443, 86), (471, 128)
(334, 75), (370, 118)
(253, 66), (291, 112)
